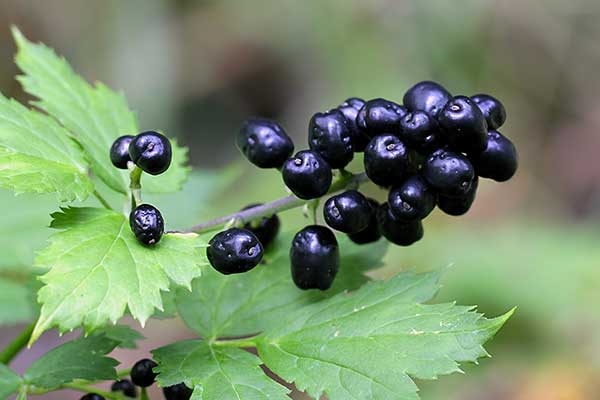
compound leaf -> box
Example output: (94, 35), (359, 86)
(0, 364), (20, 400)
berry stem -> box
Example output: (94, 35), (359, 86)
(129, 165), (143, 208)
(185, 172), (369, 234)
(0, 320), (35, 364)
(93, 190), (113, 210)
(28, 381), (127, 400)
(140, 387), (149, 400)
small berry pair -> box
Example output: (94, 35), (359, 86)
(110, 131), (172, 175)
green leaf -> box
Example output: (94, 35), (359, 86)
(0, 277), (36, 325)
(31, 207), (207, 344)
(0, 94), (93, 202)
(24, 334), (119, 389)
(12, 27), (188, 195)
(256, 271), (513, 400)
(176, 233), (387, 339)
(153, 340), (289, 400)
(0, 364), (21, 399)
(91, 324), (144, 349)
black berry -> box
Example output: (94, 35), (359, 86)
(80, 394), (104, 400)
(438, 96), (488, 154)
(236, 118), (294, 169)
(422, 149), (475, 197)
(323, 190), (372, 234)
(241, 204), (280, 248)
(282, 150), (332, 200)
(337, 98), (370, 152)
(403, 81), (452, 117)
(399, 111), (441, 154)
(129, 131), (172, 175)
(163, 383), (193, 400)
(469, 130), (518, 182)
(111, 380), (137, 398)
(290, 225), (339, 290)
(347, 198), (382, 244)
(207, 228), (263, 275)
(438, 176), (479, 216)
(340, 97), (366, 110)
(377, 203), (424, 246)
(364, 134), (413, 186)
(130, 358), (158, 388)
(388, 176), (436, 221)
(356, 98), (407, 135)
(109, 135), (134, 169)
(130, 204), (164, 246)
(471, 94), (506, 130)
(308, 109), (354, 169)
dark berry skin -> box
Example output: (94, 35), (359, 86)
(347, 198), (382, 244)
(130, 358), (158, 388)
(422, 149), (475, 197)
(236, 118), (294, 169)
(403, 81), (452, 117)
(163, 383), (193, 400)
(471, 94), (506, 130)
(241, 204), (280, 248)
(363, 134), (413, 186)
(438, 176), (478, 216)
(128, 131), (172, 175)
(290, 225), (339, 290)
(130, 204), (164, 246)
(388, 176), (436, 221)
(376, 203), (424, 246)
(438, 96), (488, 154)
(323, 190), (372, 234)
(338, 99), (370, 152)
(308, 109), (354, 169)
(340, 97), (366, 110)
(207, 228), (263, 275)
(399, 111), (441, 154)
(357, 98), (407, 135)
(282, 150), (333, 200)
(469, 130), (518, 182)
(109, 135), (134, 169)
(111, 379), (137, 398)
(80, 394), (105, 400)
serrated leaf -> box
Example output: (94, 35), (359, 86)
(24, 334), (119, 389)
(91, 324), (144, 349)
(31, 207), (207, 344)
(0, 364), (21, 400)
(12, 27), (189, 195)
(256, 271), (513, 400)
(176, 233), (388, 339)
(153, 340), (289, 400)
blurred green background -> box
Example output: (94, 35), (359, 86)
(1, 0), (599, 399)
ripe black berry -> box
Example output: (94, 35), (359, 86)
(469, 130), (518, 182)
(109, 135), (134, 169)
(364, 134), (413, 186)
(128, 131), (172, 175)
(340, 97), (366, 110)
(438, 176), (478, 216)
(403, 81), (452, 117)
(356, 98), (407, 135)
(130, 358), (158, 387)
(163, 383), (193, 400)
(207, 228), (263, 275)
(236, 118), (294, 169)
(282, 150), (332, 200)
(338, 98), (370, 152)
(241, 204), (280, 248)
(290, 225), (339, 290)
(438, 96), (488, 154)
(377, 203), (424, 246)
(471, 94), (506, 130)
(323, 190), (372, 234)
(347, 198), (382, 244)
(130, 204), (164, 246)
(422, 149), (475, 197)
(388, 176), (436, 221)
(399, 111), (441, 154)
(80, 394), (104, 400)
(308, 109), (354, 168)
(111, 379), (137, 398)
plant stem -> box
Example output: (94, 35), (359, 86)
(0, 321), (35, 364)
(140, 387), (149, 400)
(93, 190), (113, 210)
(186, 171), (369, 234)
(212, 337), (258, 348)
(116, 368), (131, 378)
(62, 382), (121, 399)
(129, 166), (143, 208)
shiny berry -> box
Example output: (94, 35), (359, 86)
(338, 98), (370, 152)
(241, 204), (280, 248)
(80, 394), (104, 400)
(438, 96), (488, 153)
(471, 94), (506, 130)
(130, 204), (164, 246)
(438, 176), (479, 216)
(111, 380), (137, 398)
(403, 81), (452, 117)
(323, 190), (372, 234)
(163, 383), (193, 400)
(377, 203), (424, 246)
(308, 109), (354, 169)
(364, 134), (413, 186)
(109, 135), (134, 169)
(356, 98), (407, 135)
(236, 118), (294, 169)
(130, 358), (158, 387)
(282, 150), (332, 200)
(207, 228), (263, 275)
(470, 130), (518, 182)
(422, 149), (475, 197)
(340, 97), (366, 110)
(388, 176), (436, 221)
(128, 131), (172, 175)
(347, 198), (382, 244)
(290, 225), (339, 290)
(399, 111), (441, 154)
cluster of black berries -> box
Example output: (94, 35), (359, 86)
(80, 358), (192, 400)
(109, 131), (172, 246)
(207, 80), (517, 291)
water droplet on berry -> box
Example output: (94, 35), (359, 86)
(294, 158), (302, 166)
(386, 143), (396, 151)
(450, 104), (461, 112)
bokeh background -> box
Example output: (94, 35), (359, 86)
(1, 0), (600, 399)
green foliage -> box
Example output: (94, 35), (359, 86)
(91, 324), (144, 349)
(0, 364), (21, 399)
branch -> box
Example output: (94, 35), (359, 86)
(0, 320), (35, 364)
